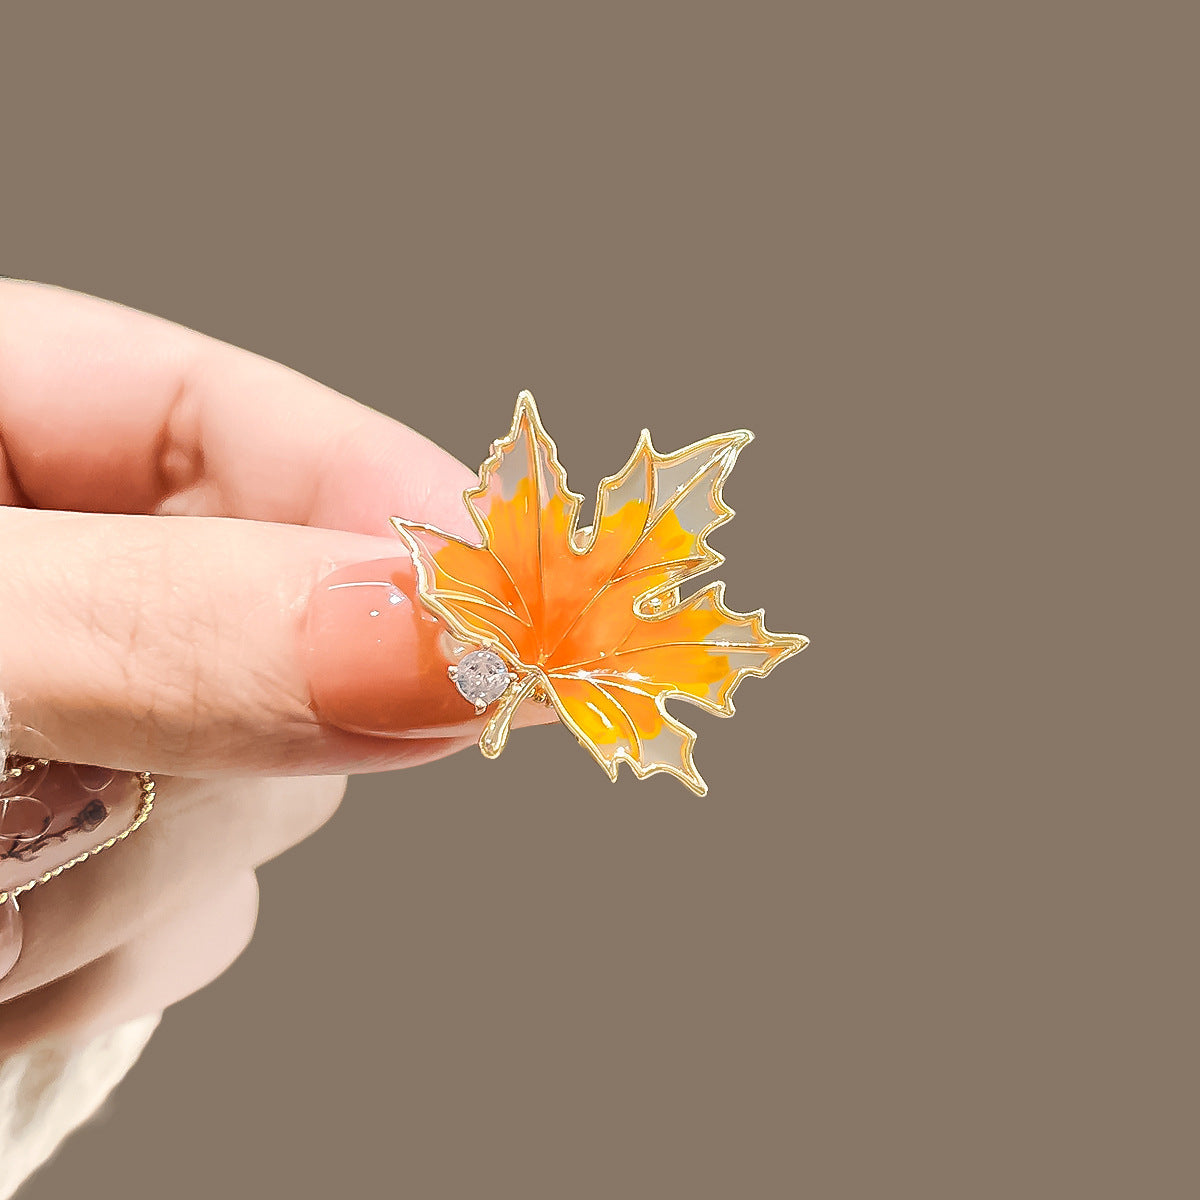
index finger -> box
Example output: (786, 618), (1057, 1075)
(0, 280), (478, 537)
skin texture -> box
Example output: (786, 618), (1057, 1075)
(0, 280), (556, 1043)
(0, 902), (19, 982)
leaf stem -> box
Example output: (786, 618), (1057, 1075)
(480, 671), (543, 759)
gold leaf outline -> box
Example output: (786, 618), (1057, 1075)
(545, 581), (807, 794)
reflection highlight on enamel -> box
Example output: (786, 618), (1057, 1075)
(304, 558), (493, 736)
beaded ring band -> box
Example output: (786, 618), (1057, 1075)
(0, 762), (156, 906)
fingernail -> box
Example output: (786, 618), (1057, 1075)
(0, 763), (143, 902)
(304, 558), (479, 736)
(0, 898), (21, 980)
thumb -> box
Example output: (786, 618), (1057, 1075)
(0, 509), (550, 775)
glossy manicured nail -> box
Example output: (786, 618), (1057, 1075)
(0, 898), (20, 980)
(304, 558), (482, 737)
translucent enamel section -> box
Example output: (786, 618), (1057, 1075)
(568, 432), (746, 594)
(548, 675), (701, 793)
(556, 583), (804, 714)
(467, 395), (581, 637)
(395, 524), (535, 662)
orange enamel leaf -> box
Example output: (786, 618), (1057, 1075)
(392, 392), (807, 795)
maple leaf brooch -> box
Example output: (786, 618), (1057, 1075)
(392, 392), (808, 795)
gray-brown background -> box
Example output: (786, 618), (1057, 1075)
(5, 3), (1195, 1197)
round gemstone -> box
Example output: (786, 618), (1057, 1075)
(452, 649), (513, 708)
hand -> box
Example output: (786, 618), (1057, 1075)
(0, 281), (552, 1050)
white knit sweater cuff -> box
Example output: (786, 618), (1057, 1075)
(0, 1014), (161, 1199)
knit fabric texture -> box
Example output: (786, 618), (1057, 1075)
(0, 1014), (161, 1199)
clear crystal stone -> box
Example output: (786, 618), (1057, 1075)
(452, 649), (512, 707)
